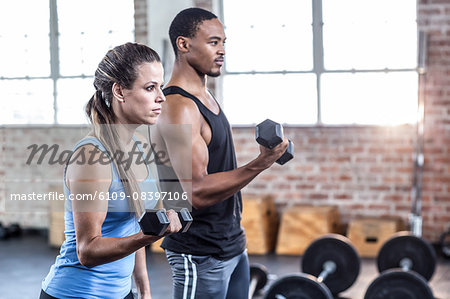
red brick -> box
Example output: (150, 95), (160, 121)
(320, 166), (339, 172)
(309, 193), (329, 200)
(334, 193), (353, 200)
(295, 184), (315, 190)
(370, 185), (391, 191)
(338, 175), (352, 181)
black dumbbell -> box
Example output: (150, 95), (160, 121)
(255, 119), (294, 165)
(364, 232), (436, 299)
(139, 209), (171, 236)
(264, 234), (360, 299)
(249, 263), (269, 298)
(178, 208), (193, 233)
(139, 208), (193, 236)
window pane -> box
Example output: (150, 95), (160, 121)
(57, 78), (94, 124)
(0, 79), (54, 124)
(223, 74), (317, 125)
(321, 72), (418, 125)
(224, 0), (312, 72)
(58, 0), (135, 76)
(323, 0), (417, 70)
(0, 1), (50, 77)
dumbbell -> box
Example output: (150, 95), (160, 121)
(249, 263), (269, 299)
(139, 208), (193, 236)
(264, 234), (360, 299)
(255, 119), (294, 165)
(139, 209), (171, 236)
(178, 208), (193, 233)
(364, 232), (436, 299)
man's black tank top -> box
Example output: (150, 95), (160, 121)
(160, 86), (246, 259)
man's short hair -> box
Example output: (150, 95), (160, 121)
(169, 7), (218, 56)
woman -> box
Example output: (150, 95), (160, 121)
(41, 43), (181, 299)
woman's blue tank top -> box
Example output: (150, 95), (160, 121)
(42, 136), (158, 299)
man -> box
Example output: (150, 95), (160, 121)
(155, 7), (288, 299)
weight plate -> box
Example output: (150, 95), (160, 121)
(250, 263), (268, 294)
(440, 230), (450, 258)
(301, 234), (360, 295)
(377, 232), (436, 281)
(264, 273), (333, 299)
(364, 269), (434, 299)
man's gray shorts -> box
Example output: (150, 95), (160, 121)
(165, 249), (249, 299)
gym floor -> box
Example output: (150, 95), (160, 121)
(1, 230), (449, 299)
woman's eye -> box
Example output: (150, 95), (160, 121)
(146, 85), (155, 91)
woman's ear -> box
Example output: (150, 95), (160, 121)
(176, 36), (189, 54)
(112, 82), (125, 103)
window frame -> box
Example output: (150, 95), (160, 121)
(220, 0), (418, 126)
(0, 0), (134, 126)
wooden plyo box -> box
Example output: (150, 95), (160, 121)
(48, 186), (66, 248)
(276, 205), (340, 255)
(49, 210), (65, 248)
(242, 195), (279, 254)
(347, 217), (404, 258)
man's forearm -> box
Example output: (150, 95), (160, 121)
(191, 156), (269, 209)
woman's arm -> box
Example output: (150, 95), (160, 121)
(68, 144), (181, 268)
(133, 247), (151, 299)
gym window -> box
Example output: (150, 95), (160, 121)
(221, 0), (418, 126)
(0, 0), (134, 125)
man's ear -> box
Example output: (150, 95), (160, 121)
(176, 36), (189, 54)
(112, 82), (125, 102)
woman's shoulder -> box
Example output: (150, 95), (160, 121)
(66, 140), (113, 185)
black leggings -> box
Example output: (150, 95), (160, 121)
(40, 289), (134, 299)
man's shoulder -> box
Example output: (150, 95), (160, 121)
(163, 91), (199, 113)
(160, 92), (201, 126)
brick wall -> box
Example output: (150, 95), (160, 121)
(134, 0), (148, 44)
(0, 0), (448, 243)
(0, 126), (89, 228)
(235, 0), (450, 242)
(417, 0), (450, 240)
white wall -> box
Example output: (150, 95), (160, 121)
(148, 0), (194, 82)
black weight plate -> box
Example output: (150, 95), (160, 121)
(264, 273), (333, 299)
(440, 230), (450, 258)
(250, 263), (268, 294)
(301, 234), (360, 295)
(377, 232), (436, 281)
(364, 269), (434, 299)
